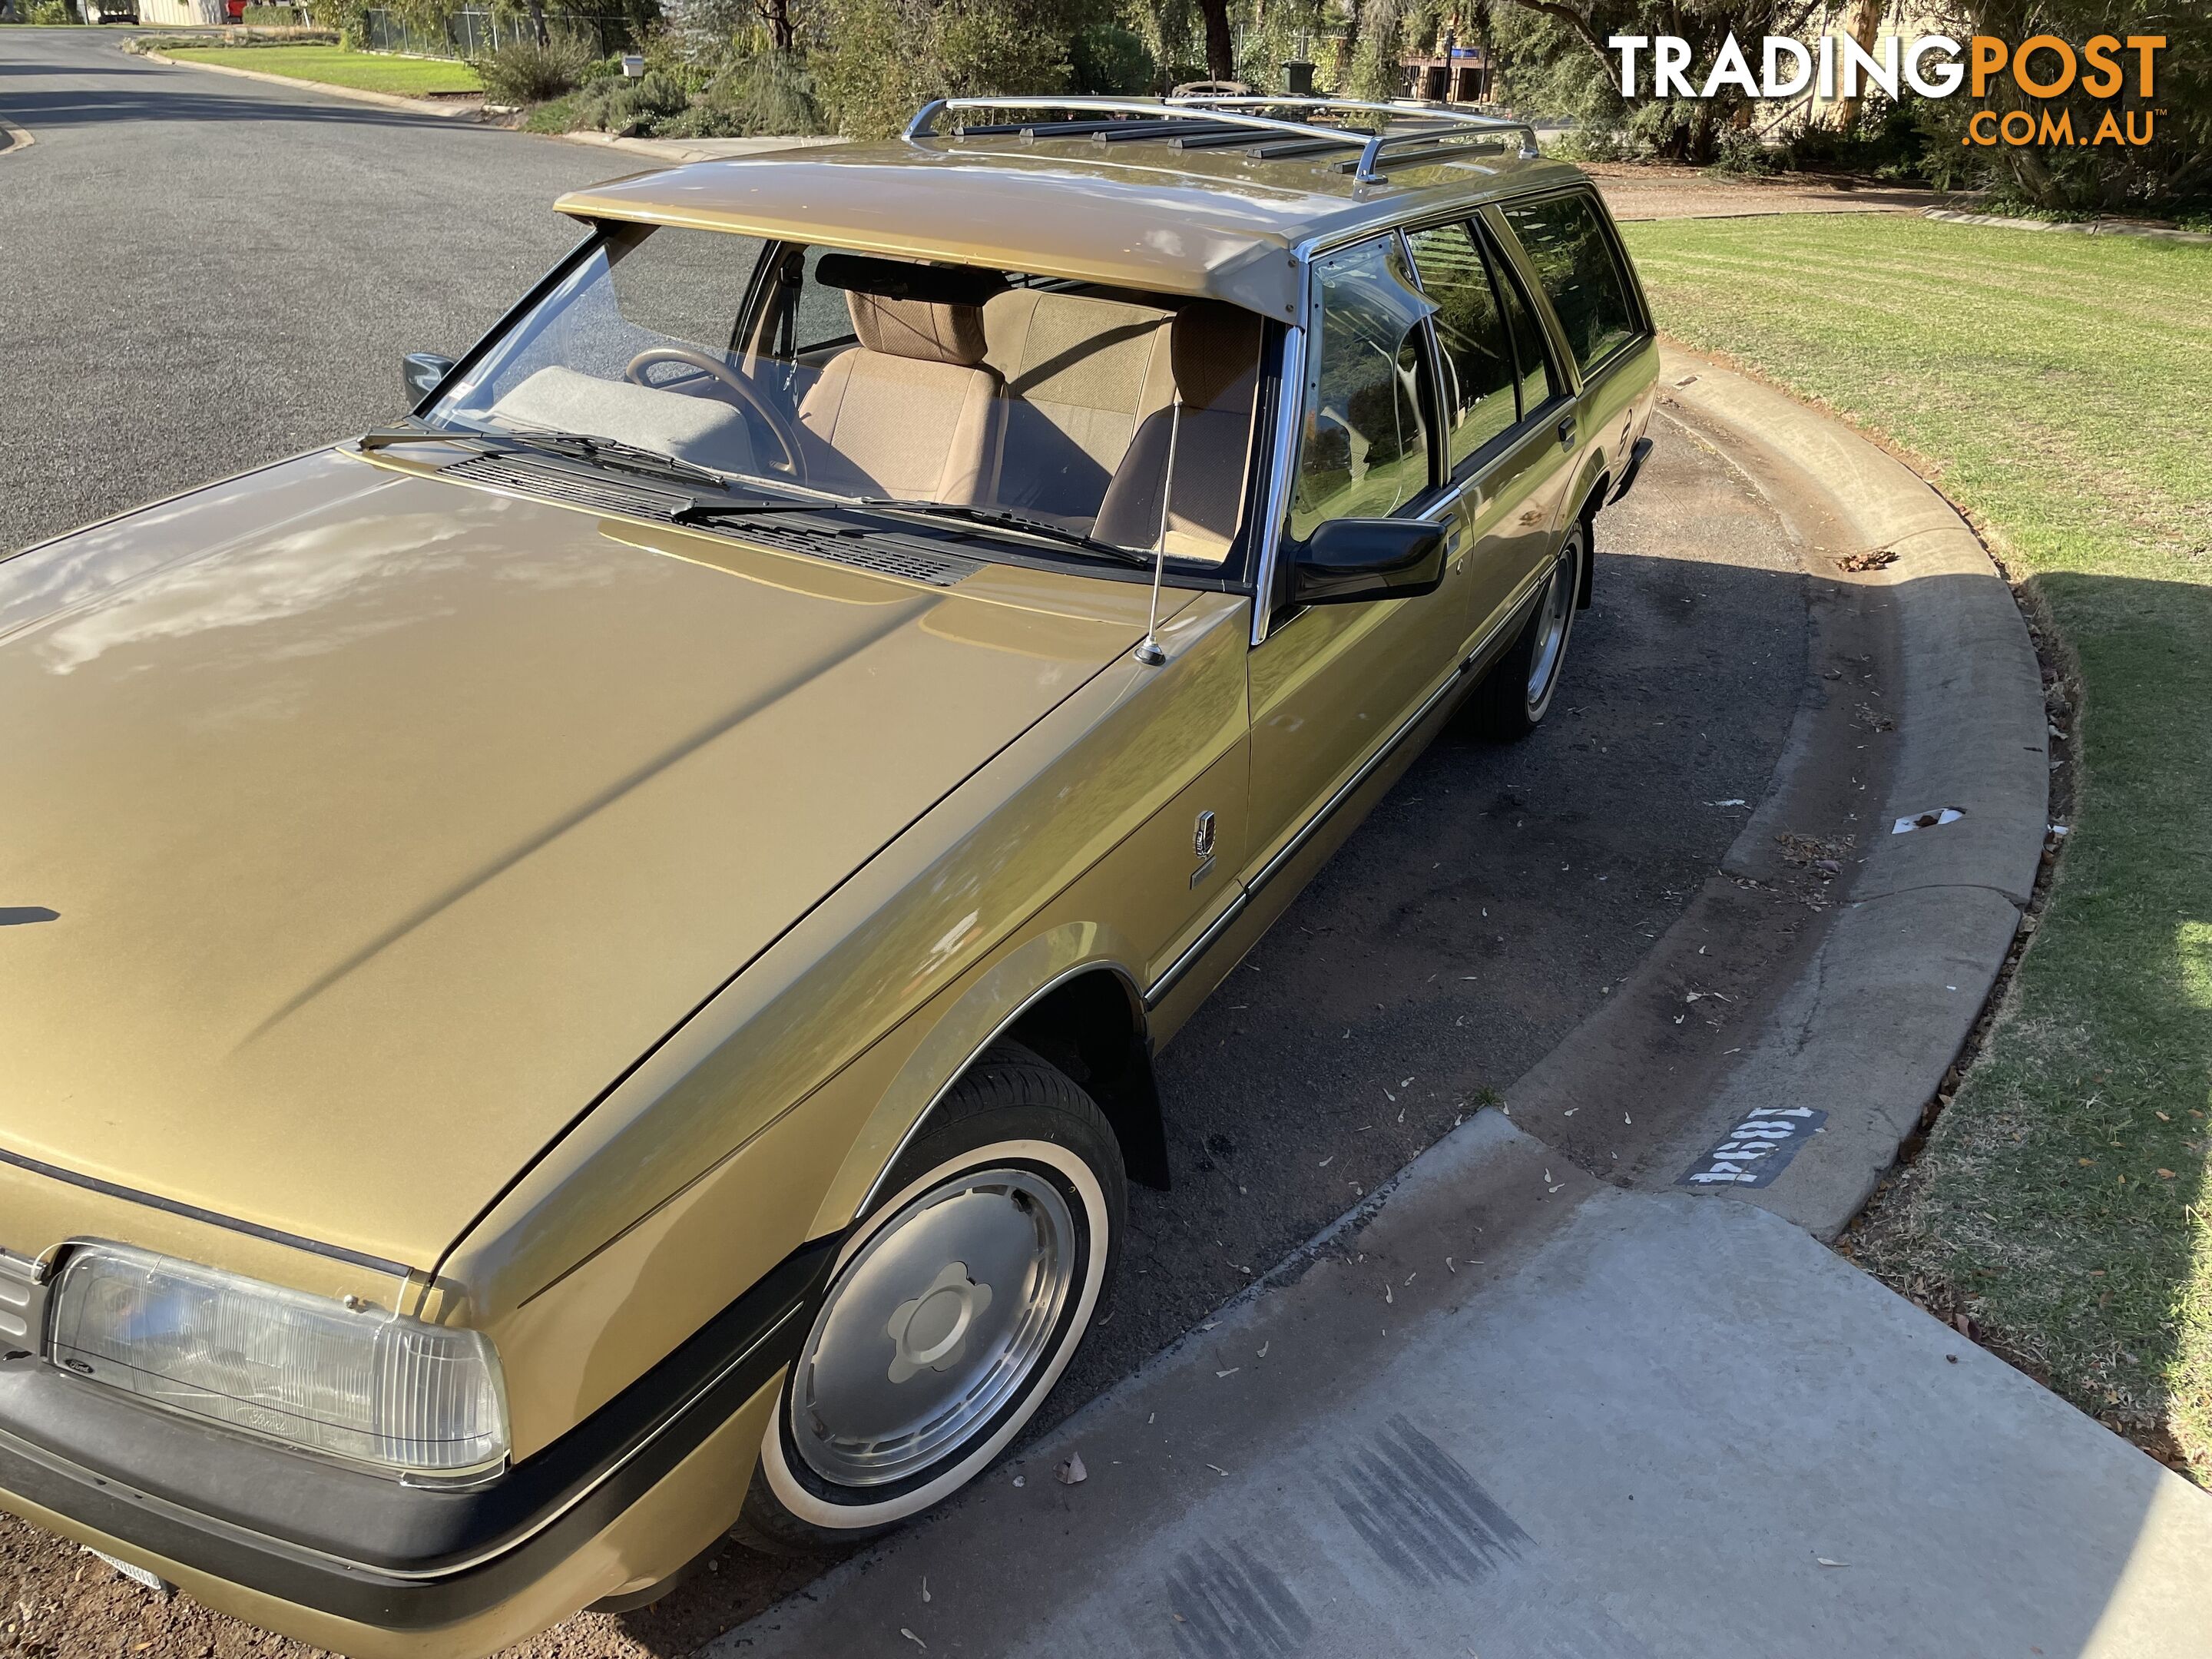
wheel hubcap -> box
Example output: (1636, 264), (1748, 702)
(1526, 546), (1576, 707)
(790, 1167), (1076, 1488)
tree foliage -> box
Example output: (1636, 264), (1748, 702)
(1482, 0), (2209, 206)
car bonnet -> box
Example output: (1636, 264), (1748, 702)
(0, 451), (1157, 1271)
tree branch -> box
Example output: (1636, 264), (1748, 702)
(1495, 0), (1614, 75)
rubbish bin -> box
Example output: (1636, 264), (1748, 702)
(1282, 59), (1316, 96)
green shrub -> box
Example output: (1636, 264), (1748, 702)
(1071, 21), (1153, 94)
(561, 65), (690, 134)
(473, 30), (594, 104)
(24, 0), (79, 22)
(814, 0), (1084, 139)
(1703, 128), (1782, 177)
(240, 3), (307, 22)
(523, 91), (578, 131)
(307, 0), (364, 48)
(704, 47), (823, 133)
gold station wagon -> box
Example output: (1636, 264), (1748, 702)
(0, 95), (1655, 1655)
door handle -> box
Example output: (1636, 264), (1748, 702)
(1556, 415), (1578, 448)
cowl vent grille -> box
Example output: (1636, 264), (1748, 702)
(445, 453), (695, 520)
(439, 453), (984, 589)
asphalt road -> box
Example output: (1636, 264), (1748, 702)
(0, 31), (1814, 1657)
(0, 26), (616, 558)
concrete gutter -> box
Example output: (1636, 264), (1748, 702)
(1925, 207), (2212, 245)
(1654, 348), (2048, 1237)
(131, 47), (481, 118)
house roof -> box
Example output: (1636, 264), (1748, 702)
(554, 136), (1583, 322)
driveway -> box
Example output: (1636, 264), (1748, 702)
(2, 32), (1896, 1658)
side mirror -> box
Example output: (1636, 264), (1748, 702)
(1287, 518), (1447, 607)
(402, 352), (457, 405)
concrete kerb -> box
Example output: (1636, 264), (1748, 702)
(0, 114), (32, 157)
(1654, 346), (2047, 1237)
(1925, 207), (2212, 246)
(550, 129), (845, 164)
(131, 46), (482, 119)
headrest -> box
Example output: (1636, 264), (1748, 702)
(817, 257), (1002, 368)
(814, 254), (1008, 307)
(1171, 302), (1263, 412)
(844, 290), (992, 367)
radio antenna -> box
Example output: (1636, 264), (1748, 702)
(1132, 399), (1182, 667)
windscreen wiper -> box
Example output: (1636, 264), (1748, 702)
(357, 423), (728, 492)
(677, 495), (1158, 569)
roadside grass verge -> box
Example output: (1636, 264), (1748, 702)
(154, 43), (480, 96)
(1618, 214), (2212, 1479)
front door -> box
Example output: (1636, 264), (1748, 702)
(1245, 233), (1462, 879)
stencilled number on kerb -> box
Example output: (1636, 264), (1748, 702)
(1677, 1106), (1827, 1189)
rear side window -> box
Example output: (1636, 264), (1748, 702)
(1405, 222), (1516, 470)
(1499, 194), (1643, 377)
(1291, 236), (1437, 537)
(1493, 248), (1561, 416)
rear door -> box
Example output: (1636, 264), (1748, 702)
(1492, 190), (1657, 521)
(1401, 216), (1577, 655)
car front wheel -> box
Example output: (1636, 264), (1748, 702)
(740, 1041), (1124, 1551)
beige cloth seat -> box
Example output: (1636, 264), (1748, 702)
(979, 290), (1175, 525)
(796, 263), (1005, 503)
(1093, 303), (1263, 562)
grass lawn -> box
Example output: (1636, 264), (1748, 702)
(1618, 214), (2212, 1478)
(158, 44), (480, 97)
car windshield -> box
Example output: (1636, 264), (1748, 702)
(426, 224), (1267, 568)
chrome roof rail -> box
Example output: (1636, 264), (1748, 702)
(1183, 94), (1541, 170)
(905, 95), (1541, 178)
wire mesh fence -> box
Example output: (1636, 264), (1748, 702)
(360, 8), (635, 59)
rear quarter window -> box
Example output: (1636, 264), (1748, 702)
(1498, 194), (1645, 379)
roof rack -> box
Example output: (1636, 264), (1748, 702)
(905, 95), (1541, 181)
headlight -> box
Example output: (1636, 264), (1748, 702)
(47, 1243), (508, 1483)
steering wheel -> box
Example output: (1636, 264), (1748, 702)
(623, 346), (806, 482)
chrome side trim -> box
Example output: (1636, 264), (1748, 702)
(1247, 659), (1470, 899)
(1143, 891), (1253, 1012)
(1250, 321), (1309, 647)
(856, 961), (1147, 1220)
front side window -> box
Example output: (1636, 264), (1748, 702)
(1290, 236), (1437, 539)
(1498, 193), (1644, 377)
(1405, 221), (1517, 470)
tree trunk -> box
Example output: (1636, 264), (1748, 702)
(1196, 0), (1235, 80)
(525, 0), (549, 48)
(756, 0), (794, 51)
(1831, 0), (1884, 133)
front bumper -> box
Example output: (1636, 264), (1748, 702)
(0, 1238), (833, 1657)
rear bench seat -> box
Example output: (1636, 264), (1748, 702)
(979, 289), (1174, 527)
